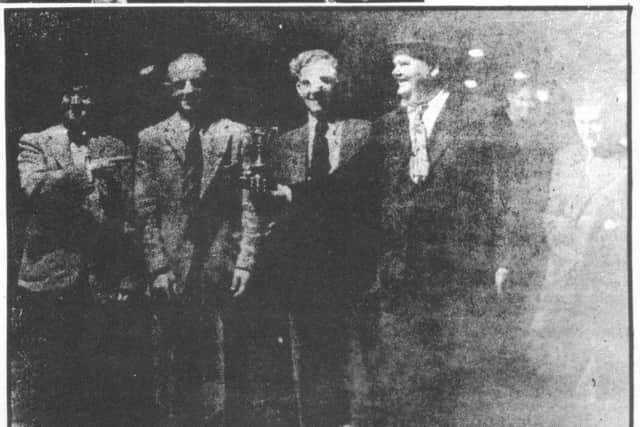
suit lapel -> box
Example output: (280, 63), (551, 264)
(48, 127), (73, 169)
(288, 124), (309, 184)
(199, 120), (231, 199)
(337, 120), (368, 170)
(163, 112), (188, 164)
(395, 109), (412, 154)
(428, 100), (456, 167)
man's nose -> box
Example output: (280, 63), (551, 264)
(183, 80), (194, 93)
(392, 67), (402, 79)
(308, 80), (326, 94)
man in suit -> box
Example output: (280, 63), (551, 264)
(11, 84), (134, 425)
(268, 49), (373, 427)
(135, 52), (261, 425)
(367, 39), (516, 424)
(529, 90), (628, 423)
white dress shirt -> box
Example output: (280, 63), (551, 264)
(308, 114), (344, 174)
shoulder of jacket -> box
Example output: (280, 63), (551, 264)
(280, 124), (306, 142)
(556, 143), (585, 161)
(343, 118), (372, 131)
(20, 124), (66, 144)
(371, 108), (404, 134)
(138, 114), (176, 142)
(379, 108), (403, 124)
(92, 134), (128, 153)
(209, 118), (249, 136)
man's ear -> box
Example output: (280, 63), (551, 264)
(295, 81), (305, 98)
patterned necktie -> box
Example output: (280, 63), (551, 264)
(408, 105), (430, 184)
(183, 126), (203, 209)
(309, 119), (330, 180)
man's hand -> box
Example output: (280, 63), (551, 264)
(86, 156), (133, 181)
(270, 184), (292, 203)
(230, 268), (250, 298)
(495, 267), (509, 295)
(150, 270), (181, 299)
(87, 156), (133, 171)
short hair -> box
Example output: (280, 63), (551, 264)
(289, 49), (338, 80)
(60, 85), (92, 110)
(166, 52), (208, 82)
(391, 43), (441, 69)
(572, 91), (607, 110)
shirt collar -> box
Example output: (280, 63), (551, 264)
(405, 89), (448, 115)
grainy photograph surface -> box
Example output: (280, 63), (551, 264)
(5, 7), (629, 427)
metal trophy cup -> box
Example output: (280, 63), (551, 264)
(240, 126), (278, 194)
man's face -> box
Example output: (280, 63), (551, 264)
(574, 102), (603, 150)
(62, 86), (92, 132)
(506, 86), (534, 122)
(295, 59), (338, 116)
(392, 54), (432, 100)
(167, 55), (207, 116)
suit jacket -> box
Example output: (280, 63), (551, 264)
(530, 144), (628, 382)
(371, 90), (516, 295)
(544, 144), (627, 265)
(135, 112), (260, 292)
(268, 118), (373, 294)
(17, 124), (131, 293)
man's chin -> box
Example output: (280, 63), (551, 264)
(396, 85), (411, 99)
(179, 105), (200, 117)
(306, 104), (326, 116)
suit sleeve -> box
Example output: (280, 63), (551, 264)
(543, 150), (578, 257)
(487, 109), (521, 272)
(369, 117), (403, 296)
(345, 122), (381, 295)
(103, 137), (144, 291)
(234, 127), (261, 272)
(134, 134), (171, 275)
(17, 133), (92, 202)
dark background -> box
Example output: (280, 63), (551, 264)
(6, 8), (628, 425)
(5, 6), (628, 299)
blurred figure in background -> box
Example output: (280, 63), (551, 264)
(503, 70), (574, 290)
(529, 88), (628, 425)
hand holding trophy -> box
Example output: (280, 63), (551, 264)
(240, 126), (278, 194)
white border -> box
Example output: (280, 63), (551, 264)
(0, 3), (635, 427)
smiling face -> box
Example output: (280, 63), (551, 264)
(167, 54), (207, 117)
(392, 53), (434, 102)
(295, 59), (338, 117)
(506, 86), (534, 122)
(574, 102), (604, 150)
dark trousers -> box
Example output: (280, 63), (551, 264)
(290, 263), (352, 427)
(11, 287), (155, 427)
(81, 296), (155, 426)
(152, 286), (250, 426)
(10, 288), (86, 426)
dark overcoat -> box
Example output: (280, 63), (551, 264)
(368, 90), (517, 425)
(267, 118), (374, 426)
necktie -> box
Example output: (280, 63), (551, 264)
(309, 120), (330, 180)
(183, 126), (203, 210)
(408, 105), (430, 184)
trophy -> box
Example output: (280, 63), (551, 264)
(240, 126), (278, 194)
